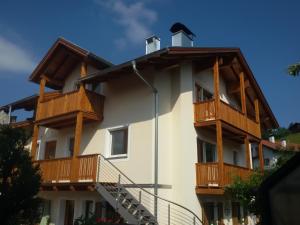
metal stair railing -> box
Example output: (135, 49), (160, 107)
(97, 154), (203, 225)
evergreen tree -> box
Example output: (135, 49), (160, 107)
(0, 125), (41, 225)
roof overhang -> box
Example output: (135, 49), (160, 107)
(79, 47), (279, 129)
(29, 38), (113, 89)
(0, 94), (38, 112)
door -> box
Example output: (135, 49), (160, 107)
(232, 202), (241, 225)
(44, 141), (56, 159)
(203, 202), (215, 225)
(64, 200), (74, 225)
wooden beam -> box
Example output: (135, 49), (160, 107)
(258, 141), (264, 172)
(240, 72), (247, 115)
(31, 124), (39, 159)
(213, 57), (220, 119)
(244, 137), (251, 169)
(39, 77), (46, 102)
(216, 120), (224, 186)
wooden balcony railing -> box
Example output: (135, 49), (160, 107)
(195, 162), (252, 187)
(36, 154), (99, 183)
(36, 90), (105, 122)
(194, 99), (261, 138)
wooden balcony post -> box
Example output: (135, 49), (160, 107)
(239, 72), (247, 116)
(31, 124), (39, 160)
(258, 141), (264, 172)
(244, 136), (251, 169)
(71, 112), (83, 181)
(216, 120), (224, 185)
(39, 77), (46, 102)
(213, 57), (220, 119)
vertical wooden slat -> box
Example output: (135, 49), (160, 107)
(258, 141), (264, 172)
(216, 120), (224, 186)
(213, 57), (220, 119)
(239, 72), (247, 115)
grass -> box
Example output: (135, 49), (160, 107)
(285, 132), (300, 144)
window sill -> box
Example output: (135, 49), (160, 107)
(106, 155), (128, 160)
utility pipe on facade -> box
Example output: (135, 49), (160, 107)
(131, 60), (159, 219)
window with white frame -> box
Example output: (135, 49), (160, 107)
(109, 127), (128, 157)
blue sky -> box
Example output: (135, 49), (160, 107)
(0, 0), (299, 127)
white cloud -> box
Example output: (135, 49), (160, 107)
(0, 35), (36, 74)
(95, 0), (158, 49)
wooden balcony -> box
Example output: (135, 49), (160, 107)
(36, 154), (99, 184)
(195, 162), (252, 195)
(194, 99), (261, 138)
(35, 90), (105, 128)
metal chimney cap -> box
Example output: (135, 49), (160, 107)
(170, 22), (196, 37)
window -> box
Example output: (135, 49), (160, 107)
(197, 139), (217, 163)
(233, 151), (238, 165)
(109, 127), (128, 157)
(69, 137), (75, 157)
(195, 83), (213, 102)
(264, 158), (270, 166)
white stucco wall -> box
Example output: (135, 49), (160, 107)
(34, 61), (251, 225)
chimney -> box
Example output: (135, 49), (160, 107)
(281, 139), (287, 148)
(170, 22), (195, 47)
(269, 136), (275, 143)
(145, 35), (160, 54)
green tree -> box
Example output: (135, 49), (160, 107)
(225, 151), (294, 216)
(288, 62), (300, 76)
(0, 125), (42, 225)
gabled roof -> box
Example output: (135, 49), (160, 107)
(29, 37), (113, 89)
(79, 47), (279, 129)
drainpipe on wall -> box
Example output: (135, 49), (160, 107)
(131, 60), (159, 219)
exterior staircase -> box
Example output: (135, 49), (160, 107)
(96, 154), (203, 225)
(96, 183), (156, 224)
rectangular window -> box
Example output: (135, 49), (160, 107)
(195, 83), (213, 102)
(44, 141), (56, 160)
(197, 139), (217, 163)
(110, 127), (128, 157)
(264, 158), (270, 166)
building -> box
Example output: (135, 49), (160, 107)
(1, 24), (278, 225)
(259, 153), (300, 225)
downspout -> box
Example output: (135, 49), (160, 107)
(131, 60), (159, 219)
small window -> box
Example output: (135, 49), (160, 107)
(205, 142), (216, 162)
(264, 158), (270, 166)
(110, 127), (128, 157)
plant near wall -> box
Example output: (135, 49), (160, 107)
(0, 125), (42, 225)
(225, 152), (295, 218)
(74, 213), (125, 225)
